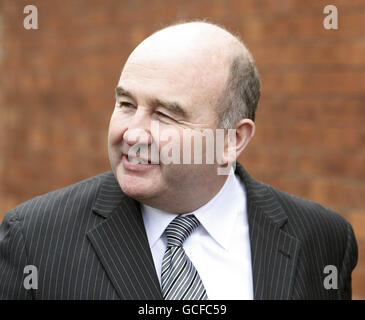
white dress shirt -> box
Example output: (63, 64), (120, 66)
(141, 169), (253, 300)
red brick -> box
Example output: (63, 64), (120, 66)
(348, 213), (365, 242)
(253, 41), (365, 67)
(237, 10), (365, 43)
(262, 0), (365, 14)
(253, 123), (365, 153)
(257, 97), (365, 128)
(262, 71), (365, 95)
(241, 146), (365, 183)
(308, 179), (365, 210)
(352, 268), (365, 299)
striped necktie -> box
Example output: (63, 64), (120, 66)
(161, 214), (208, 300)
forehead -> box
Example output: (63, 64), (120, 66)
(118, 51), (229, 114)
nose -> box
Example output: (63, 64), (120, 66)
(123, 109), (152, 146)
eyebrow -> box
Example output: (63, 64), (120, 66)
(115, 86), (186, 117)
(149, 98), (186, 117)
(115, 86), (134, 99)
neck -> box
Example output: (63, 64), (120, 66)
(140, 170), (231, 214)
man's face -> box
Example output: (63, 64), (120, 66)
(108, 47), (229, 212)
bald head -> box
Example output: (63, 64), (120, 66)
(121, 21), (260, 129)
(129, 22), (250, 78)
(134, 22), (246, 58)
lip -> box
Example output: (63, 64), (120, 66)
(122, 154), (158, 172)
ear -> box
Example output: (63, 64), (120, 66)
(220, 118), (255, 165)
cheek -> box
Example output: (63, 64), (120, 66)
(157, 125), (185, 161)
(108, 112), (128, 145)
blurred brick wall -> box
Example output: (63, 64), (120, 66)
(0, 0), (364, 298)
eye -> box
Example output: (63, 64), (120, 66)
(155, 111), (174, 121)
(118, 102), (135, 109)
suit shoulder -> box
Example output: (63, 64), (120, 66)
(265, 183), (351, 232)
(9, 171), (113, 222)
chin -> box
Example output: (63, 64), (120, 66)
(115, 167), (161, 201)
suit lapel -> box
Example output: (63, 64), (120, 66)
(87, 165), (300, 300)
(235, 163), (301, 300)
(86, 172), (162, 300)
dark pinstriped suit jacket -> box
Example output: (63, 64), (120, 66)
(0, 163), (358, 300)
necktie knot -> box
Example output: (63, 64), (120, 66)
(164, 215), (200, 247)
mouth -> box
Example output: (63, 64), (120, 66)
(121, 153), (158, 172)
(126, 154), (151, 164)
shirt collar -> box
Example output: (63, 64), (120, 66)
(141, 204), (178, 249)
(141, 168), (246, 250)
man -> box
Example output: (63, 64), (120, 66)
(0, 21), (358, 300)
